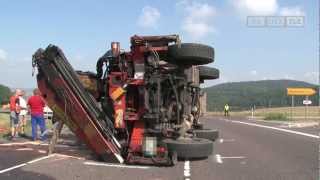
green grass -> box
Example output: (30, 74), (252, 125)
(207, 106), (320, 121)
(0, 113), (10, 138)
(264, 113), (289, 121)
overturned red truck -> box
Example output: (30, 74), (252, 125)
(32, 35), (220, 165)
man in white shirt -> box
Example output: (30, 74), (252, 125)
(18, 90), (28, 136)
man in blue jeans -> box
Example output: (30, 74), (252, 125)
(27, 88), (46, 141)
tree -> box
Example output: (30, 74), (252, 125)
(0, 84), (12, 105)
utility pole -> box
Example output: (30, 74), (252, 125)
(318, 0), (320, 120)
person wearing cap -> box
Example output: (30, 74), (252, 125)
(18, 90), (28, 136)
(27, 88), (46, 141)
(9, 89), (22, 139)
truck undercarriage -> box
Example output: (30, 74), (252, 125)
(32, 35), (220, 165)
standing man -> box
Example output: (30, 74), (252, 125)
(18, 90), (28, 136)
(28, 88), (46, 141)
(224, 104), (230, 117)
(9, 89), (22, 139)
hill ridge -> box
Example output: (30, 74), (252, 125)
(204, 79), (319, 111)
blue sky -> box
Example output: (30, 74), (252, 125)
(0, 0), (318, 88)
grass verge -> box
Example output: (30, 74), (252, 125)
(264, 113), (289, 121)
(0, 112), (53, 139)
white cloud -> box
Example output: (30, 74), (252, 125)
(250, 70), (257, 76)
(284, 74), (294, 80)
(137, 6), (161, 29)
(179, 1), (216, 39)
(303, 71), (319, 84)
(231, 0), (305, 17)
(231, 0), (278, 16)
(0, 49), (7, 62)
(279, 6), (305, 16)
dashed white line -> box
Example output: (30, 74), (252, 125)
(221, 156), (246, 159)
(230, 120), (320, 139)
(215, 154), (223, 164)
(184, 160), (191, 179)
(83, 161), (150, 169)
(16, 148), (34, 151)
(0, 141), (41, 146)
(219, 139), (235, 143)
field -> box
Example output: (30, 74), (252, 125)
(0, 112), (52, 138)
(207, 106), (320, 121)
(0, 113), (9, 134)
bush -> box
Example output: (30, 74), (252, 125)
(264, 113), (288, 121)
(0, 84), (11, 105)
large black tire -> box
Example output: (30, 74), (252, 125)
(163, 138), (213, 159)
(193, 129), (219, 141)
(199, 66), (219, 80)
(167, 43), (214, 65)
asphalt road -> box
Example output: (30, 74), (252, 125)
(0, 116), (318, 180)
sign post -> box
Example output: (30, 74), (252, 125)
(291, 96), (294, 121)
(287, 88), (316, 121)
(303, 96), (312, 121)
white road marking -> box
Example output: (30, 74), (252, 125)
(223, 139), (235, 142)
(27, 154), (55, 164)
(221, 156), (246, 159)
(0, 154), (55, 174)
(54, 153), (85, 160)
(0, 163), (27, 174)
(184, 160), (191, 179)
(0, 141), (79, 148)
(231, 120), (320, 139)
(219, 139), (235, 143)
(0, 141), (41, 146)
(38, 150), (47, 154)
(83, 161), (150, 169)
(16, 148), (34, 151)
(215, 154), (223, 164)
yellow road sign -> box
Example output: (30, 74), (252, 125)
(287, 88), (316, 96)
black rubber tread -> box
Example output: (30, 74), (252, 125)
(167, 43), (214, 65)
(198, 66), (219, 80)
(163, 138), (213, 159)
(193, 129), (219, 141)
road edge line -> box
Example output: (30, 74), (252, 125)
(231, 120), (319, 139)
(0, 154), (55, 174)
